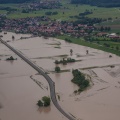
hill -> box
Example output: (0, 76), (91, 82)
(71, 0), (120, 7)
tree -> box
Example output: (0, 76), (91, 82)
(12, 35), (15, 40)
(0, 0), (31, 4)
(109, 55), (112, 58)
(55, 66), (61, 72)
(22, 9), (29, 13)
(6, 56), (16, 60)
(45, 11), (52, 15)
(86, 50), (89, 54)
(71, 69), (89, 92)
(52, 11), (58, 15)
(71, 0), (120, 7)
(70, 49), (73, 55)
(55, 60), (59, 64)
(100, 26), (104, 31)
(42, 96), (51, 107)
(37, 100), (43, 107)
(116, 46), (119, 50)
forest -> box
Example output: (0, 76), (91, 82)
(1, 0), (120, 7)
(71, 0), (120, 7)
(0, 0), (31, 4)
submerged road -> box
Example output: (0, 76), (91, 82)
(0, 38), (75, 120)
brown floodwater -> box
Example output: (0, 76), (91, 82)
(0, 32), (120, 120)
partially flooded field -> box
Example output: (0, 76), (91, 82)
(0, 32), (120, 120)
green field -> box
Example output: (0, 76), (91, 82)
(6, 6), (120, 20)
(0, 1), (120, 20)
(57, 35), (120, 56)
(96, 19), (120, 33)
(0, 10), (7, 14)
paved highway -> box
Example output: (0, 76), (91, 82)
(0, 38), (75, 120)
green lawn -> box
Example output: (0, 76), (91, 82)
(95, 41), (120, 48)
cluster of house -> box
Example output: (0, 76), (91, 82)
(1, 15), (120, 39)
(19, 0), (61, 10)
(3, 16), (50, 34)
(0, 14), (6, 17)
(97, 32), (120, 39)
(2, 16), (96, 37)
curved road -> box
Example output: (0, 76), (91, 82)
(0, 38), (75, 120)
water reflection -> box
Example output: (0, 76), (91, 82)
(38, 106), (51, 113)
(6, 60), (14, 64)
(55, 73), (61, 78)
(0, 103), (3, 109)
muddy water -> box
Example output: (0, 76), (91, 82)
(0, 33), (67, 120)
(0, 32), (120, 120)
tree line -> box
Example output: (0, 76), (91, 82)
(0, 0), (31, 4)
(71, 0), (120, 7)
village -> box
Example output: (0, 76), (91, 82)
(0, 14), (120, 41)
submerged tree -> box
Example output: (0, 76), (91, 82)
(37, 100), (43, 107)
(55, 66), (61, 72)
(70, 49), (73, 56)
(86, 50), (89, 54)
(12, 35), (15, 40)
(42, 96), (51, 107)
(37, 96), (51, 107)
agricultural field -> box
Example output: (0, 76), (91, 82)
(0, 1), (120, 20)
(0, 1), (120, 33)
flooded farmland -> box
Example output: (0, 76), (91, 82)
(0, 32), (120, 120)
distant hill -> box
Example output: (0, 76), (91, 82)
(71, 0), (120, 7)
(0, 0), (32, 4)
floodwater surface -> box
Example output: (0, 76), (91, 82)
(0, 32), (120, 120)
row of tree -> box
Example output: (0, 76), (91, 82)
(55, 58), (75, 65)
(79, 10), (93, 16)
(45, 11), (58, 16)
(71, 0), (120, 7)
(0, 0), (31, 4)
(99, 26), (111, 31)
(73, 17), (104, 26)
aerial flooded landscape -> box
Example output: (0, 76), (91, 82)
(0, 0), (120, 120)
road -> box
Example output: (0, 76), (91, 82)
(0, 38), (75, 120)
